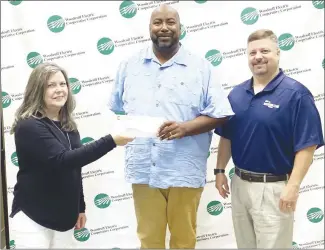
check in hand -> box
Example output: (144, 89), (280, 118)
(157, 121), (187, 140)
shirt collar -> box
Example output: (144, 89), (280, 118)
(142, 43), (188, 66)
(243, 68), (286, 94)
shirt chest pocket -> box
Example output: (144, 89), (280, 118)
(123, 71), (154, 102)
(162, 74), (201, 107)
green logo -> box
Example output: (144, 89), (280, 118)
(207, 201), (224, 216)
(313, 0), (324, 9)
(74, 228), (90, 242)
(180, 24), (186, 40)
(119, 1), (137, 18)
(94, 193), (111, 209)
(229, 167), (235, 179)
(205, 49), (223, 67)
(278, 33), (295, 51)
(9, 240), (15, 249)
(81, 137), (94, 145)
(307, 207), (324, 223)
(9, 0), (22, 6)
(26, 52), (43, 68)
(11, 152), (18, 166)
(241, 7), (259, 25)
(322, 58), (324, 69)
(97, 37), (115, 55)
(207, 151), (210, 158)
(115, 111), (126, 115)
(2, 92), (12, 108)
(69, 78), (81, 94)
(292, 241), (299, 249)
(47, 15), (65, 33)
(195, 0), (207, 3)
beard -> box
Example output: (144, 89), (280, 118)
(151, 34), (178, 49)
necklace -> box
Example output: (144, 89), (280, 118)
(49, 119), (72, 150)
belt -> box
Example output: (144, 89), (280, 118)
(235, 167), (289, 183)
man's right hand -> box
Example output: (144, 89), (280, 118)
(112, 135), (135, 146)
(215, 173), (230, 199)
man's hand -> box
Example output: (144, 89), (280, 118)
(215, 173), (230, 199)
(157, 121), (187, 140)
(75, 213), (87, 229)
(279, 184), (299, 213)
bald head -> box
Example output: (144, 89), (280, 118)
(150, 4), (180, 24)
(149, 4), (181, 51)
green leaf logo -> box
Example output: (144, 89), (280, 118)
(180, 24), (186, 40)
(241, 7), (259, 25)
(9, 0), (22, 6)
(47, 15), (65, 33)
(229, 167), (235, 179)
(69, 78), (81, 95)
(278, 33), (295, 51)
(119, 1), (137, 19)
(2, 92), (12, 108)
(307, 207), (324, 223)
(205, 49), (223, 67)
(74, 228), (90, 242)
(207, 201), (224, 216)
(11, 152), (19, 166)
(94, 193), (111, 209)
(81, 137), (94, 145)
(97, 37), (115, 55)
(26, 52), (43, 68)
(312, 0), (324, 9)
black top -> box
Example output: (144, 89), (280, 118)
(10, 116), (116, 231)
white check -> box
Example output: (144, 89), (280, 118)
(114, 115), (166, 138)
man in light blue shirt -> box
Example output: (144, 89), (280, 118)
(109, 4), (233, 249)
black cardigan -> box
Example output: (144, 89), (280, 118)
(10, 116), (116, 231)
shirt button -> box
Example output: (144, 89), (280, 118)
(153, 163), (156, 166)
(156, 103), (159, 107)
(153, 143), (156, 146)
(158, 84), (161, 88)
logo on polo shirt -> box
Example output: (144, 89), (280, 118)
(229, 167), (235, 179)
(241, 7), (259, 25)
(11, 152), (18, 166)
(74, 228), (90, 242)
(292, 241), (299, 249)
(180, 24), (186, 40)
(263, 100), (280, 109)
(207, 201), (224, 215)
(26, 52), (43, 68)
(9, 0), (22, 5)
(205, 49), (223, 67)
(69, 78), (81, 94)
(307, 207), (324, 223)
(9, 240), (15, 249)
(97, 37), (115, 55)
(195, 0), (207, 3)
(47, 15), (65, 33)
(312, 0), (324, 9)
(119, 1), (137, 18)
(278, 33), (295, 51)
(94, 193), (111, 209)
(2, 92), (12, 108)
(81, 137), (94, 145)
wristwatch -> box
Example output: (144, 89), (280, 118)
(214, 169), (225, 175)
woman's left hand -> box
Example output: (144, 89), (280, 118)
(75, 213), (87, 229)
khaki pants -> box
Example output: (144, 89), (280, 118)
(132, 184), (204, 249)
(231, 172), (294, 248)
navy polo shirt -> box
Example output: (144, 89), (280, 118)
(215, 69), (324, 175)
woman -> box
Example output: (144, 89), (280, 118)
(9, 62), (133, 248)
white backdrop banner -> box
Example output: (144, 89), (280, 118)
(1, 0), (324, 249)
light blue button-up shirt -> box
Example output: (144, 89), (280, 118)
(109, 45), (234, 189)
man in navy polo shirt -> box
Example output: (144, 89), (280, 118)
(214, 29), (324, 249)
